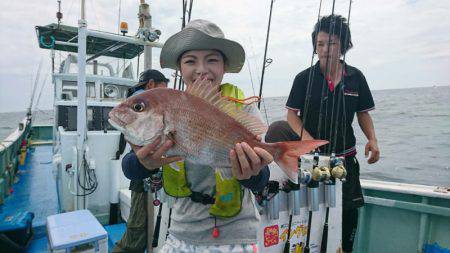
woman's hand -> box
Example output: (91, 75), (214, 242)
(129, 136), (183, 170)
(230, 140), (273, 180)
(365, 139), (380, 164)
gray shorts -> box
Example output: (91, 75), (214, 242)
(160, 234), (258, 253)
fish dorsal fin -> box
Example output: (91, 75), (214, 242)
(185, 81), (267, 136)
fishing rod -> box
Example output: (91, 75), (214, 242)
(320, 1), (353, 251)
(152, 203), (163, 247)
(257, 0), (274, 109)
(304, 154), (321, 253)
(289, 0), (324, 251)
(27, 60), (43, 120)
(283, 211), (293, 253)
(303, 0), (339, 249)
(174, 0), (194, 91)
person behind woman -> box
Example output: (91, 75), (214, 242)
(265, 15), (380, 253)
(122, 19), (272, 252)
(112, 69), (169, 253)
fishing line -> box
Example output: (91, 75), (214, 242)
(321, 17), (339, 155)
(292, 1), (324, 252)
(245, 37), (257, 97)
(29, 60), (43, 113)
(305, 1), (342, 252)
(300, 0), (323, 141)
(321, 2), (354, 253)
(246, 37), (270, 125)
(257, 0), (275, 110)
(315, 0), (337, 143)
(33, 74), (49, 115)
(326, 16), (345, 155)
(334, 0), (353, 156)
(320, 16), (344, 252)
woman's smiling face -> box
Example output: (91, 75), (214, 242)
(179, 50), (225, 87)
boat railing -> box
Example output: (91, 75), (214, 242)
(0, 117), (31, 204)
(356, 179), (450, 252)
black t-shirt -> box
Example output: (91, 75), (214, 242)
(286, 61), (375, 155)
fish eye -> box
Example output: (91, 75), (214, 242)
(132, 102), (145, 112)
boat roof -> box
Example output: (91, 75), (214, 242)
(35, 23), (144, 59)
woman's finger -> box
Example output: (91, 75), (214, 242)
(230, 149), (243, 179)
(137, 137), (162, 158)
(241, 142), (261, 173)
(235, 143), (250, 174)
(254, 147), (274, 165)
(152, 139), (174, 159)
(162, 156), (184, 165)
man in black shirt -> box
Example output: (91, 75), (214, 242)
(265, 15), (379, 252)
(112, 69), (169, 253)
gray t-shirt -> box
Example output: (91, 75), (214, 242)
(169, 104), (264, 245)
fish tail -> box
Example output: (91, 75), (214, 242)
(273, 140), (328, 182)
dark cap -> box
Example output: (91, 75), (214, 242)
(138, 69), (170, 85)
(127, 69), (170, 97)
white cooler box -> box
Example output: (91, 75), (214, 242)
(47, 210), (108, 253)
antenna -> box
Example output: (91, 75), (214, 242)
(57, 0), (63, 28)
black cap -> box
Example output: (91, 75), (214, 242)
(127, 69), (169, 98)
(138, 69), (170, 85)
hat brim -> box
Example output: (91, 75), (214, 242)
(160, 28), (245, 73)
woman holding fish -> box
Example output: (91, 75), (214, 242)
(109, 19), (326, 252)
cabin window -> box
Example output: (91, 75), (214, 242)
(57, 106), (115, 131)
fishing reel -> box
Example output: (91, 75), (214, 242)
(144, 169), (163, 206)
(329, 157), (347, 182)
(299, 155), (347, 184)
(298, 154), (347, 211)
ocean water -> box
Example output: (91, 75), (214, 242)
(1, 86), (449, 187)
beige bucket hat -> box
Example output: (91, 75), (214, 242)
(160, 19), (245, 73)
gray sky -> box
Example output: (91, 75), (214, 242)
(0, 0), (449, 113)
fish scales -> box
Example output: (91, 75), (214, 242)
(161, 90), (256, 166)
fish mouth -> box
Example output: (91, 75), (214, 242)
(108, 111), (127, 132)
(108, 118), (125, 132)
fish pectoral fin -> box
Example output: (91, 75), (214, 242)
(165, 130), (177, 142)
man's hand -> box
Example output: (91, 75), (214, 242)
(365, 139), (380, 164)
(129, 136), (183, 170)
(230, 139), (273, 180)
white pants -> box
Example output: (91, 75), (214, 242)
(160, 234), (258, 253)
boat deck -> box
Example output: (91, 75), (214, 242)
(1, 144), (126, 252)
(2, 145), (58, 240)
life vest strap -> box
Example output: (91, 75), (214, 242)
(190, 191), (215, 205)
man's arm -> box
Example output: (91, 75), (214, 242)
(357, 111), (380, 164)
(121, 151), (156, 180)
(287, 109), (314, 140)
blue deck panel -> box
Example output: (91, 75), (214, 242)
(104, 223), (126, 251)
(0, 145), (59, 241)
(28, 237), (48, 253)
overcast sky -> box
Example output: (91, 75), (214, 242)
(0, 0), (449, 113)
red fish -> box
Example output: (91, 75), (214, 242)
(109, 81), (327, 181)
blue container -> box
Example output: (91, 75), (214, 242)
(0, 211), (35, 252)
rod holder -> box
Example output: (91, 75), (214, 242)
(325, 183), (336, 208)
(289, 190), (302, 216)
(266, 181), (280, 220)
(308, 185), (320, 212)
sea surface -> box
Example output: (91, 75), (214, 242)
(1, 86), (449, 187)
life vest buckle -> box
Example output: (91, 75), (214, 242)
(190, 191), (215, 205)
